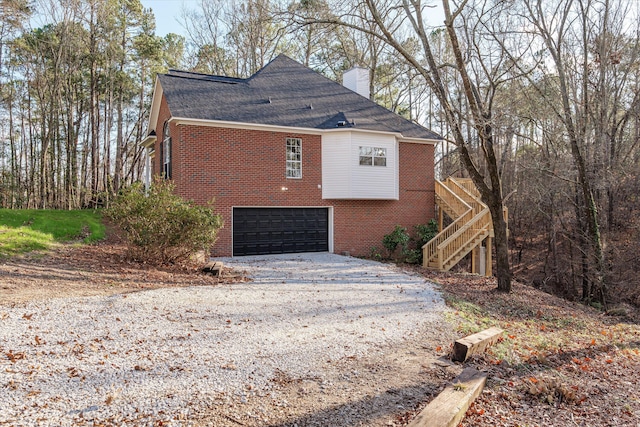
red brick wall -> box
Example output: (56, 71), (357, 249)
(151, 101), (435, 257)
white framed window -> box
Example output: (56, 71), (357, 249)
(359, 146), (386, 167)
(286, 137), (302, 178)
(162, 121), (172, 179)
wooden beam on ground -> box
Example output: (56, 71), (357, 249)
(202, 261), (224, 276)
(452, 327), (503, 362)
(407, 367), (487, 427)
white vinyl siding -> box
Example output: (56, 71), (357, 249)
(321, 133), (351, 198)
(322, 131), (398, 200)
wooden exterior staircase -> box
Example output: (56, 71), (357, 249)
(422, 178), (497, 276)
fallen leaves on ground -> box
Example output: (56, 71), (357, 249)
(0, 231), (249, 306)
(411, 267), (640, 427)
(4, 237), (639, 426)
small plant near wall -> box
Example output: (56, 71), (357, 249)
(369, 246), (384, 261)
(382, 225), (410, 259)
(380, 220), (438, 264)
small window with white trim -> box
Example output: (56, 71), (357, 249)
(286, 137), (302, 178)
(359, 146), (386, 166)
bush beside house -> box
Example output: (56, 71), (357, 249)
(106, 179), (223, 264)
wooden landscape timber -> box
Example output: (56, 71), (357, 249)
(407, 367), (487, 427)
(452, 327), (504, 362)
(202, 261), (224, 277)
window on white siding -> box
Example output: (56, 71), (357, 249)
(286, 137), (302, 178)
(359, 146), (386, 167)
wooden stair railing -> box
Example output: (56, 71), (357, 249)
(455, 178), (481, 198)
(434, 180), (471, 220)
(423, 209), (475, 268)
(445, 178), (484, 216)
(423, 178), (494, 274)
(432, 209), (491, 271)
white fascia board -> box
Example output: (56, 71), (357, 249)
(169, 116), (438, 144)
(320, 127), (438, 145)
(146, 78), (163, 136)
(170, 117), (325, 135)
(398, 137), (440, 145)
(141, 134), (157, 148)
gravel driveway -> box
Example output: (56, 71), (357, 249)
(0, 253), (450, 426)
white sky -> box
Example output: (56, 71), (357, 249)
(140, 0), (195, 37)
(141, 0), (446, 37)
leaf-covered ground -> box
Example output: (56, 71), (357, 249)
(414, 268), (640, 427)
(0, 231), (248, 306)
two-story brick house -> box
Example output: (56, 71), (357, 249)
(142, 54), (441, 257)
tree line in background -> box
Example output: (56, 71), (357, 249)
(1, 0), (639, 307)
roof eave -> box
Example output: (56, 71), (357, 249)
(169, 117), (438, 144)
(141, 134), (157, 148)
(395, 135), (441, 144)
(170, 117), (325, 135)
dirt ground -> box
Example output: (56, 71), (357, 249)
(3, 238), (639, 426)
(0, 234), (244, 305)
(0, 239), (459, 426)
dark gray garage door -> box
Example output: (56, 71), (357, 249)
(233, 207), (329, 256)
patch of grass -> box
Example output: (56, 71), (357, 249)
(0, 209), (104, 258)
(439, 280), (638, 367)
(0, 227), (52, 256)
(445, 295), (497, 335)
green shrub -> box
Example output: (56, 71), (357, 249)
(414, 219), (439, 247)
(403, 248), (423, 264)
(105, 179), (223, 264)
(382, 225), (410, 258)
(406, 220), (439, 264)
(379, 220), (439, 264)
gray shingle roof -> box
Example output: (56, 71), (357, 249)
(158, 54), (441, 140)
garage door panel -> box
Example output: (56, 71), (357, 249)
(233, 208), (329, 256)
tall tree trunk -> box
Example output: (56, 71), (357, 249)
(351, 0), (513, 291)
(89, 1), (100, 207)
(524, 0), (608, 306)
(441, 1), (511, 291)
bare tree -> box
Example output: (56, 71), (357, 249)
(498, 0), (640, 306)
(292, 0), (514, 291)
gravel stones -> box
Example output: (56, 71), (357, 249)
(0, 253), (446, 425)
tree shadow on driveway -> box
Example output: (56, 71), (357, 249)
(265, 382), (443, 427)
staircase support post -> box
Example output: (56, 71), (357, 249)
(486, 236), (493, 277)
(471, 246), (478, 274)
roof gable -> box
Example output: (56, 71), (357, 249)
(156, 54), (441, 141)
